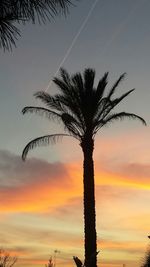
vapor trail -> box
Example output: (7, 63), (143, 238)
(44, 0), (100, 92)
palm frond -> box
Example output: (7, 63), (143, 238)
(53, 77), (71, 95)
(71, 72), (84, 94)
(53, 69), (89, 129)
(103, 112), (146, 126)
(84, 68), (95, 92)
(53, 89), (85, 130)
(0, 15), (20, 51)
(0, 0), (75, 51)
(22, 106), (61, 121)
(11, 0), (73, 23)
(99, 88), (135, 121)
(107, 73), (126, 99)
(61, 112), (82, 139)
(45, 0), (73, 16)
(53, 68), (74, 97)
(95, 72), (108, 100)
(94, 89), (135, 125)
(93, 97), (111, 124)
(22, 134), (70, 160)
(112, 88), (135, 105)
(34, 91), (65, 112)
(59, 67), (71, 85)
(61, 112), (78, 125)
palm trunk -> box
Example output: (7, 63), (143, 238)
(81, 137), (97, 267)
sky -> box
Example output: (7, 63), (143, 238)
(0, 0), (150, 267)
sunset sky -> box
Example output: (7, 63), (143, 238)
(0, 1), (150, 267)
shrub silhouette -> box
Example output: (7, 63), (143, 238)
(141, 246), (150, 267)
(0, 249), (17, 267)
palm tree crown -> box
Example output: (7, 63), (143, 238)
(22, 68), (146, 160)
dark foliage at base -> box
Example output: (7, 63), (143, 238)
(141, 246), (150, 267)
(0, 249), (17, 267)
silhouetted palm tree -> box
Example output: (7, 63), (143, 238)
(22, 68), (146, 267)
(0, 0), (74, 51)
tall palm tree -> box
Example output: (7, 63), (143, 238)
(0, 0), (75, 51)
(22, 68), (146, 267)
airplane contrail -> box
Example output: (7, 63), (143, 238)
(44, 0), (147, 92)
(44, 0), (100, 92)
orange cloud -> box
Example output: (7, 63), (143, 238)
(0, 151), (82, 212)
(0, 148), (149, 214)
(0, 176), (79, 212)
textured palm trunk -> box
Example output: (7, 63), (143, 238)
(81, 137), (97, 267)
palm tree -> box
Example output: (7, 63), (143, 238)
(22, 68), (146, 267)
(0, 0), (75, 51)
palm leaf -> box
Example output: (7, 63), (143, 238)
(34, 91), (66, 112)
(11, 0), (72, 22)
(0, 0), (74, 51)
(61, 112), (82, 138)
(84, 68), (95, 92)
(94, 112), (146, 134)
(0, 15), (20, 51)
(93, 97), (111, 124)
(53, 77), (71, 95)
(112, 88), (135, 106)
(95, 72), (108, 100)
(59, 67), (71, 85)
(53, 69), (87, 128)
(55, 92), (85, 130)
(103, 112), (146, 126)
(45, 0), (73, 16)
(107, 73), (126, 99)
(71, 72), (84, 94)
(22, 134), (70, 160)
(95, 89), (135, 124)
(100, 89), (135, 121)
(22, 106), (61, 121)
